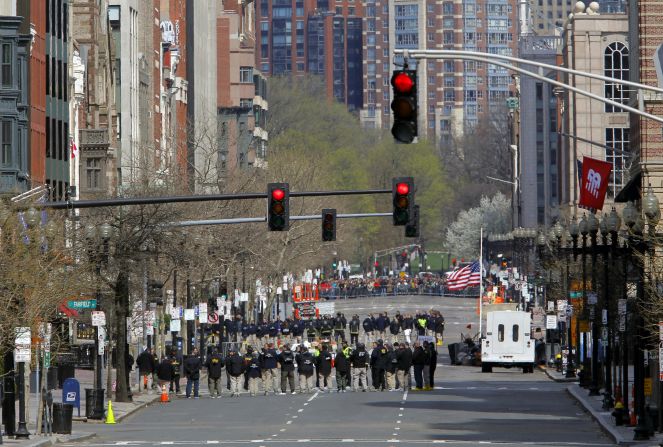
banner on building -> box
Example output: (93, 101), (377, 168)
(578, 156), (613, 211)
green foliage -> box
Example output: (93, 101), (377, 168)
(266, 75), (452, 258)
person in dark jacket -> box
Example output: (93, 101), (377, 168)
(385, 344), (398, 391)
(389, 318), (401, 344)
(423, 341), (433, 390)
(278, 344), (297, 394)
(428, 341), (438, 389)
(205, 348), (224, 398)
(246, 352), (262, 396)
(362, 315), (374, 344)
(350, 343), (369, 391)
(243, 346), (255, 391)
(296, 346), (315, 393)
(374, 341), (388, 391)
(316, 344), (333, 391)
(349, 315), (361, 346)
(184, 348), (202, 398)
(334, 347), (350, 392)
(136, 347), (156, 390)
(226, 347), (245, 396)
(412, 343), (427, 390)
(156, 356), (175, 389)
(169, 350), (182, 394)
(375, 313), (388, 340)
(260, 343), (279, 395)
(396, 343), (413, 391)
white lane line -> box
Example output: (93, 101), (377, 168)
(292, 415), (298, 419)
(286, 421), (293, 425)
(297, 440), (309, 443)
(280, 429), (286, 432)
(341, 440), (355, 442)
(395, 427), (400, 430)
(304, 403), (309, 406)
(397, 420), (401, 424)
(271, 435), (277, 437)
(161, 443), (174, 445)
(250, 441), (264, 443)
(298, 409), (304, 412)
(307, 391), (319, 402)
(206, 442), (219, 444)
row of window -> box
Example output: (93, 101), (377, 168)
(45, 117), (69, 161)
(46, 0), (68, 42)
(46, 57), (68, 101)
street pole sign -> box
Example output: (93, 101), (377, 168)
(91, 311), (106, 326)
(14, 327), (31, 362)
(67, 299), (97, 309)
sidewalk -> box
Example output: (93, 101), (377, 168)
(542, 365), (663, 445)
(3, 367), (161, 447)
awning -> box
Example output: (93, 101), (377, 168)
(615, 172), (641, 203)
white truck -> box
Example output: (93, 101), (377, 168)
(481, 310), (535, 373)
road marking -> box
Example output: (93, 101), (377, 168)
(398, 413), (403, 417)
(303, 403), (309, 406)
(396, 420), (401, 424)
(250, 441), (264, 443)
(298, 409), (303, 412)
(292, 415), (298, 419)
(58, 439), (613, 446)
(161, 443), (174, 445)
(341, 440), (354, 442)
(206, 442), (219, 444)
(279, 429), (286, 432)
(307, 391), (319, 402)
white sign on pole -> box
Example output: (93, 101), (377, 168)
(241, 292), (249, 302)
(199, 302), (208, 317)
(587, 292), (598, 305)
(15, 327), (31, 345)
(169, 319), (181, 332)
(547, 301), (555, 312)
(618, 299), (627, 314)
(602, 309), (608, 325)
(557, 300), (567, 312)
(170, 307), (181, 320)
(217, 297), (224, 310)
(91, 311), (106, 326)
(98, 326), (106, 355)
(184, 308), (195, 321)
(14, 345), (31, 362)
(545, 315), (558, 330)
(277, 287), (283, 295)
(145, 323), (154, 336)
(208, 311), (219, 324)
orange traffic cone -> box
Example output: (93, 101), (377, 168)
(160, 384), (169, 403)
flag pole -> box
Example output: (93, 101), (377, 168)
(479, 227), (483, 338)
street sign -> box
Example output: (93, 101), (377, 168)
(545, 315), (558, 330)
(15, 327), (31, 345)
(91, 311), (106, 326)
(44, 351), (51, 369)
(67, 299), (97, 309)
(587, 292), (597, 305)
(602, 309), (608, 325)
(169, 319), (181, 332)
(199, 302), (208, 317)
(184, 309), (195, 321)
(208, 311), (219, 324)
(14, 345), (31, 362)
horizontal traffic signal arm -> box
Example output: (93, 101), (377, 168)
(39, 188), (392, 209)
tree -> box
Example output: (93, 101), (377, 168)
(445, 193), (512, 259)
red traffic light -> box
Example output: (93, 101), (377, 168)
(396, 183), (409, 195)
(272, 188), (285, 201)
(392, 72), (414, 94)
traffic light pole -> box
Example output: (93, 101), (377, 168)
(40, 189), (391, 210)
(170, 212), (393, 227)
(393, 49), (663, 124)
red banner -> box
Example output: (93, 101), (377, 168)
(578, 156), (612, 211)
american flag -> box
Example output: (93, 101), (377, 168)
(447, 261), (482, 291)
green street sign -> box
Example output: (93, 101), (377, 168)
(44, 352), (51, 369)
(67, 299), (97, 309)
(506, 97), (519, 110)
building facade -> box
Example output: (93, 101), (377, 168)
(360, 0), (518, 143)
(560, 5), (628, 216)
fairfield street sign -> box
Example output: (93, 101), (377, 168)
(67, 299), (97, 309)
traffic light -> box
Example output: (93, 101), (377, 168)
(392, 177), (414, 226)
(390, 69), (418, 143)
(267, 183), (289, 231)
(405, 204), (420, 238)
(321, 209), (336, 241)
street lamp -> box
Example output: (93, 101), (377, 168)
(588, 212), (600, 397)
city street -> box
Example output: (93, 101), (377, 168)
(58, 296), (611, 447)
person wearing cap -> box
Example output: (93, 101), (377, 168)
(296, 346), (315, 393)
(334, 346), (350, 392)
(247, 350), (262, 397)
(226, 347), (245, 397)
(278, 343), (297, 394)
(260, 343), (279, 395)
(350, 342), (369, 392)
(316, 344), (333, 392)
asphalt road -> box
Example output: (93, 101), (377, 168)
(62, 296), (611, 447)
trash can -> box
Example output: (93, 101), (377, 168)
(448, 343), (459, 365)
(52, 403), (73, 434)
(85, 388), (105, 420)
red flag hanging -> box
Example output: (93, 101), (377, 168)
(578, 156), (613, 211)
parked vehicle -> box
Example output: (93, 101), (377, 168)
(481, 311), (535, 373)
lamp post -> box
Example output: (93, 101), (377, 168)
(578, 214), (591, 387)
(86, 223), (111, 420)
(568, 217), (580, 378)
(587, 212), (600, 397)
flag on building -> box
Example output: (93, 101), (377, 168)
(447, 261), (481, 291)
(70, 138), (78, 159)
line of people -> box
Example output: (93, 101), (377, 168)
(145, 339), (439, 398)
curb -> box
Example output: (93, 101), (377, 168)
(115, 395), (161, 423)
(539, 365), (579, 383)
(17, 432), (96, 447)
(566, 385), (631, 446)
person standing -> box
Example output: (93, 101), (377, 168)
(334, 346), (350, 392)
(296, 346), (315, 393)
(412, 342), (426, 390)
(362, 315), (374, 344)
(205, 348), (224, 398)
(349, 315), (360, 346)
(422, 341), (432, 390)
(278, 344), (297, 394)
(396, 343), (412, 391)
(226, 347), (245, 397)
(429, 340), (438, 389)
(169, 350), (182, 394)
(156, 355), (175, 391)
(247, 352), (262, 397)
(184, 348), (202, 398)
(385, 344), (398, 391)
(259, 343), (279, 395)
(316, 344), (333, 392)
(136, 347), (156, 391)
(350, 343), (369, 392)
(389, 317), (401, 345)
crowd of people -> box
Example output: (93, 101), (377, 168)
(133, 310), (445, 399)
(318, 275), (467, 299)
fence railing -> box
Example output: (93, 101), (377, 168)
(318, 285), (479, 300)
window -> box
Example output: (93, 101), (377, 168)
(1, 44), (12, 88)
(86, 158), (101, 189)
(512, 325), (519, 342)
(498, 324), (504, 342)
(239, 66), (253, 83)
(604, 41), (629, 112)
(428, 32), (434, 42)
(239, 98), (253, 108)
(606, 127), (629, 198)
(427, 18), (434, 27)
(297, 62), (305, 71)
(1, 121), (10, 166)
